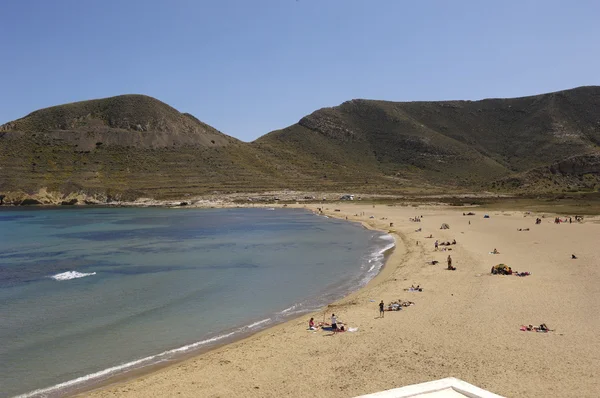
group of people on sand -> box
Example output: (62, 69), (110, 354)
(434, 240), (456, 252)
(308, 314), (348, 334)
(380, 299), (415, 314)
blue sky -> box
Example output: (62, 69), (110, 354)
(1, 0), (599, 141)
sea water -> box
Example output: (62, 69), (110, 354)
(0, 207), (394, 398)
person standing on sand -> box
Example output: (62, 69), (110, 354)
(447, 255), (454, 270)
(379, 300), (385, 318)
(435, 240), (439, 251)
(331, 314), (338, 333)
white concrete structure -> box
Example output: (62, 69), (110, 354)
(355, 378), (504, 398)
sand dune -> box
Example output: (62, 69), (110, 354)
(83, 204), (600, 398)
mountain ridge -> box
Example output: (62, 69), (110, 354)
(1, 87), (599, 202)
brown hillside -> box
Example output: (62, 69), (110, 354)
(1, 87), (599, 201)
(257, 86), (600, 190)
(0, 95), (236, 149)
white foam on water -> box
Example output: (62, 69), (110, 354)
(18, 232), (395, 398)
(281, 303), (298, 313)
(50, 271), (96, 281)
(378, 234), (396, 242)
(245, 318), (271, 329)
(359, 234), (395, 285)
(14, 317), (275, 398)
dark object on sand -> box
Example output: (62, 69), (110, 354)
(491, 264), (512, 275)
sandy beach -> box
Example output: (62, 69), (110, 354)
(82, 203), (600, 398)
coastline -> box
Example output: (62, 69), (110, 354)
(67, 207), (400, 397)
(10, 206), (397, 398)
(12, 202), (600, 397)
(69, 207), (399, 397)
(77, 202), (600, 398)
(60, 205), (397, 398)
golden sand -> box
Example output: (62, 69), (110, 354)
(82, 204), (600, 398)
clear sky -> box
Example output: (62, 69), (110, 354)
(1, 0), (599, 141)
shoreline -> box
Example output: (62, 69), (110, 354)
(68, 207), (400, 397)
(70, 207), (399, 397)
(15, 203), (600, 397)
(11, 206), (398, 398)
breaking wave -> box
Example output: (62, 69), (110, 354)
(50, 271), (97, 281)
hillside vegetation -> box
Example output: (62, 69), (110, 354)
(1, 87), (599, 202)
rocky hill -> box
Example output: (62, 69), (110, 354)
(256, 86), (600, 189)
(0, 94), (236, 149)
(1, 88), (599, 203)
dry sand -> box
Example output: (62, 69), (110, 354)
(82, 204), (600, 398)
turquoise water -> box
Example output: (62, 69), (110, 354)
(0, 207), (394, 398)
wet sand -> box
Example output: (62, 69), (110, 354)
(82, 204), (600, 398)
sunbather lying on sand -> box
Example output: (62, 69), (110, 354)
(492, 248), (500, 254)
(386, 300), (415, 310)
(517, 228), (530, 231)
(404, 285), (423, 292)
(515, 271), (530, 277)
(521, 323), (552, 332)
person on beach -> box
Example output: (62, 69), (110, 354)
(435, 240), (439, 251)
(447, 255), (455, 270)
(309, 317), (317, 330)
(331, 314), (338, 333)
(379, 300), (385, 318)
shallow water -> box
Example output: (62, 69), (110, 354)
(0, 207), (393, 397)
